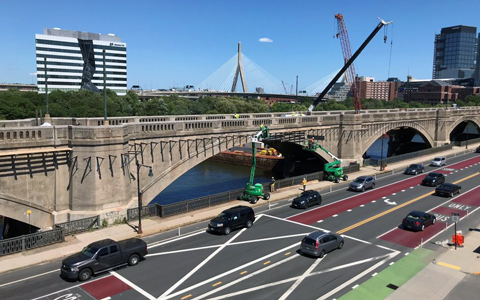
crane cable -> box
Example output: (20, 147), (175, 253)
(387, 22), (394, 78)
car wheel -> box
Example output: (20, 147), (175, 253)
(421, 225), (425, 231)
(128, 254), (140, 266)
(319, 249), (326, 258)
(433, 218), (436, 224)
(245, 220), (253, 228)
(78, 268), (92, 282)
(414, 171), (417, 175)
(263, 192), (270, 200)
(343, 175), (348, 181)
(371, 183), (375, 189)
(250, 196), (258, 204)
(317, 199), (321, 206)
(335, 177), (340, 183)
(338, 241), (344, 249)
(224, 227), (231, 235)
(361, 186), (365, 192)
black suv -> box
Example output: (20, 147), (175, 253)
(208, 206), (255, 235)
(421, 172), (445, 187)
(291, 190), (322, 209)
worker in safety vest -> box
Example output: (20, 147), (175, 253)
(302, 178), (307, 191)
(234, 113), (240, 119)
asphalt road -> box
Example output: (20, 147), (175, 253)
(1, 153), (480, 300)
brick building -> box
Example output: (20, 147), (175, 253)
(357, 77), (399, 101)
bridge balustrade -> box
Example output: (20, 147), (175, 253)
(221, 120), (246, 127)
(184, 121), (214, 130)
(252, 119), (273, 126)
(206, 115), (226, 120)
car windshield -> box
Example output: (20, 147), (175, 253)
(433, 158), (441, 161)
(300, 192), (310, 197)
(217, 212), (231, 220)
(81, 246), (99, 258)
(408, 165), (416, 168)
(354, 178), (365, 183)
(427, 173), (441, 178)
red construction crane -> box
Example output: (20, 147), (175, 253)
(334, 13), (361, 112)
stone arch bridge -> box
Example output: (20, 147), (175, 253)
(0, 108), (479, 228)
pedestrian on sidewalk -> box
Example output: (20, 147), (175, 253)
(302, 178), (307, 191)
(270, 177), (276, 192)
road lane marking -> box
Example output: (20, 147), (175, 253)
(332, 214), (338, 217)
(278, 257), (324, 300)
(158, 225), (247, 299)
(30, 275), (110, 300)
(405, 252), (410, 256)
(240, 271), (248, 275)
(437, 262), (461, 271)
(317, 220), (324, 223)
(0, 269), (58, 288)
(316, 252), (399, 300)
(347, 209), (352, 212)
(212, 282), (222, 287)
(164, 242), (301, 299)
(338, 173), (480, 234)
(389, 262), (394, 265)
(285, 252), (291, 256)
(201, 254), (393, 300)
(110, 271), (156, 300)
(181, 295), (192, 299)
(263, 261), (271, 265)
(352, 284), (359, 289)
(372, 273), (378, 277)
(360, 205), (365, 207)
(372, 200), (376, 203)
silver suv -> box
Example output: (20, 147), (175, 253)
(300, 231), (344, 258)
(349, 176), (375, 192)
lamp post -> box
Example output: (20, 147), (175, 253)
(380, 133), (387, 171)
(466, 122), (469, 149)
(103, 50), (108, 125)
(44, 58), (49, 116)
(134, 143), (153, 234)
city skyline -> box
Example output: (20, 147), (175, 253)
(1, 0), (480, 90)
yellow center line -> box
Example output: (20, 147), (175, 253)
(263, 261), (271, 265)
(337, 172), (479, 235)
(212, 281), (222, 287)
(285, 252), (291, 256)
(181, 294), (192, 299)
(240, 271), (248, 275)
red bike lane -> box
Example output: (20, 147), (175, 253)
(288, 155), (480, 225)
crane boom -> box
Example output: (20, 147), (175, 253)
(307, 17), (392, 114)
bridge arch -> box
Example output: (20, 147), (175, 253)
(362, 122), (434, 157)
(0, 193), (53, 229)
(448, 116), (480, 137)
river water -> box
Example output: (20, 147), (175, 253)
(152, 135), (426, 205)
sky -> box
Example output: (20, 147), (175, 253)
(1, 0), (480, 90)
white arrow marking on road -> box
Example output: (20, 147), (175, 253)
(384, 199), (397, 206)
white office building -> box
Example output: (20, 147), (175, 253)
(36, 28), (127, 95)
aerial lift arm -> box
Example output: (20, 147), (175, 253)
(307, 17), (392, 113)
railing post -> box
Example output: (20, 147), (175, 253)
(96, 216), (100, 228)
(22, 236), (25, 251)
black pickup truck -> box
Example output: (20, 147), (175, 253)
(61, 238), (147, 281)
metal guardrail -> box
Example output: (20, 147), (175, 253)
(127, 164), (360, 221)
(363, 144), (453, 167)
(454, 137), (480, 147)
(0, 228), (65, 256)
(55, 216), (100, 235)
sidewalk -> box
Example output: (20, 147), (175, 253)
(385, 228), (480, 300)
(1, 143), (479, 278)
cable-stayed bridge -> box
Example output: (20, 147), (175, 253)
(196, 43), (340, 96)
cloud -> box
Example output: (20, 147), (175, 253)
(259, 37), (273, 43)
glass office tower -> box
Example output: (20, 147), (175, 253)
(433, 25), (477, 79)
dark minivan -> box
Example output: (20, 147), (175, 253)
(208, 205), (255, 235)
(61, 238), (147, 281)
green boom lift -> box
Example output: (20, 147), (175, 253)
(238, 126), (271, 204)
(304, 139), (348, 183)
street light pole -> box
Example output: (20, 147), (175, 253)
(135, 143), (143, 234)
(466, 122), (469, 149)
(103, 50), (108, 125)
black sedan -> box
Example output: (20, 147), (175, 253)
(402, 211), (436, 231)
(476, 146), (480, 153)
(435, 183), (461, 197)
(404, 164), (425, 175)
(421, 172), (445, 187)
(291, 190), (322, 209)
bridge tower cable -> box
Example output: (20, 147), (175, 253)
(231, 42), (248, 93)
(335, 13), (360, 111)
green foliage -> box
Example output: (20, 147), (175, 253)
(101, 218), (108, 228)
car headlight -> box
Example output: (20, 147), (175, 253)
(300, 201), (305, 204)
(217, 223), (223, 227)
(71, 266), (79, 272)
